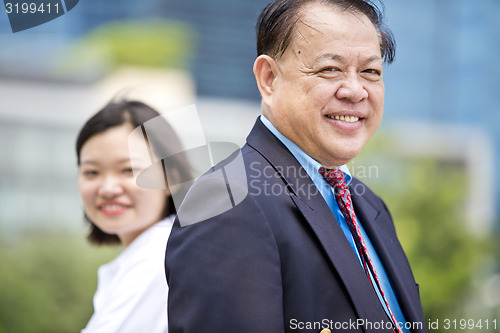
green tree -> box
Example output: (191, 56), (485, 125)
(59, 19), (195, 75)
(353, 137), (495, 332)
(0, 233), (119, 333)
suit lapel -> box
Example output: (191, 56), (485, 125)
(290, 195), (394, 332)
(246, 119), (393, 331)
(351, 179), (424, 331)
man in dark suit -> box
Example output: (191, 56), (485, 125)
(165, 0), (427, 332)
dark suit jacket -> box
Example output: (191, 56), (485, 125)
(165, 118), (426, 333)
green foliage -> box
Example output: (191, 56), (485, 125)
(0, 233), (119, 333)
(353, 136), (495, 332)
(65, 19), (195, 71)
(0, 135), (497, 332)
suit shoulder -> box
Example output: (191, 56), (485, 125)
(175, 147), (251, 227)
(350, 177), (388, 212)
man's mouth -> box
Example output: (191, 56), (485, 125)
(325, 115), (361, 123)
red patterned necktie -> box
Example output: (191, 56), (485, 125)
(318, 167), (402, 333)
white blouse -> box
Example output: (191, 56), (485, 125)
(81, 215), (174, 333)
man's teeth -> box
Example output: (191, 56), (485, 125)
(326, 115), (360, 123)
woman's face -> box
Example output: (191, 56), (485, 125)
(78, 123), (168, 246)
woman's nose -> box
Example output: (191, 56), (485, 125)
(97, 176), (124, 198)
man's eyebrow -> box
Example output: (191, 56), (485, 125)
(314, 53), (383, 65)
(361, 55), (384, 64)
(314, 53), (343, 64)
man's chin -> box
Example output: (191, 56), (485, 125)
(328, 150), (367, 168)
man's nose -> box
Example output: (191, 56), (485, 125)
(98, 176), (124, 198)
(335, 74), (368, 103)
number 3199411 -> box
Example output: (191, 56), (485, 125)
(5, 2), (60, 14)
(443, 319), (497, 331)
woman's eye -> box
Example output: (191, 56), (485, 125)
(83, 170), (98, 177)
(123, 168), (134, 174)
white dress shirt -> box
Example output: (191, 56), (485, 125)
(81, 215), (174, 333)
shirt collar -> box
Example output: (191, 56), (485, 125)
(259, 115), (352, 185)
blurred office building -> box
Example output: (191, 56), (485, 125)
(0, 0), (498, 232)
(0, 0), (499, 327)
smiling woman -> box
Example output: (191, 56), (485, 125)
(78, 123), (168, 247)
(75, 99), (190, 333)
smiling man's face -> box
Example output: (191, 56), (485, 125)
(262, 3), (385, 168)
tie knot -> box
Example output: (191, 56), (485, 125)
(318, 166), (347, 190)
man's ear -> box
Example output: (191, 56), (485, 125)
(253, 55), (277, 107)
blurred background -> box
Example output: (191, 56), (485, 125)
(0, 0), (498, 332)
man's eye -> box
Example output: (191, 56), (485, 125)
(321, 67), (339, 73)
(362, 68), (381, 75)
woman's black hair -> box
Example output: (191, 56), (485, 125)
(76, 99), (190, 245)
